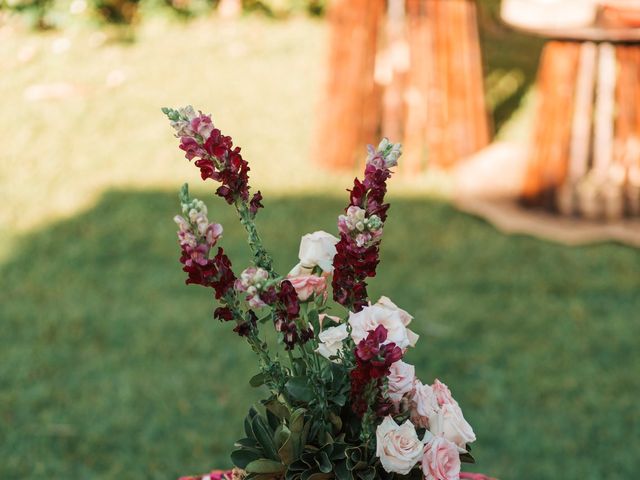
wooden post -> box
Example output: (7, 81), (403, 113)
(522, 41), (580, 207)
(316, 0), (488, 172)
(314, 0), (385, 169)
(403, 0), (489, 172)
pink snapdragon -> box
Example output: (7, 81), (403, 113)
(337, 206), (383, 247)
(234, 267), (270, 308)
(367, 138), (402, 169)
(174, 195), (223, 267)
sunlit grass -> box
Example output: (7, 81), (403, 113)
(1, 4), (542, 235)
(1, 16), (346, 233)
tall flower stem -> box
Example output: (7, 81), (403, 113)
(235, 201), (274, 274)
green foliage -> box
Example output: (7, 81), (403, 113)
(243, 0), (325, 18)
(92, 0), (141, 25)
(1, 0), (53, 28)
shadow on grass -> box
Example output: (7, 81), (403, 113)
(1, 189), (639, 479)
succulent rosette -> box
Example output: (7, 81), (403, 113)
(164, 106), (481, 480)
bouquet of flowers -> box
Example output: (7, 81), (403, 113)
(163, 106), (485, 480)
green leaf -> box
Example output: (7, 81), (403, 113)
(356, 467), (376, 480)
(266, 408), (281, 431)
(264, 398), (290, 421)
(274, 425), (291, 450)
(252, 414), (279, 460)
(245, 459), (286, 474)
(300, 420), (311, 450)
(244, 415), (254, 439)
(277, 432), (295, 465)
(307, 474), (333, 480)
(230, 449), (261, 469)
(291, 358), (307, 377)
(316, 451), (332, 473)
(234, 437), (259, 449)
(328, 412), (343, 432)
(460, 451), (476, 464)
(249, 373), (266, 388)
(289, 408), (306, 434)
(331, 393), (347, 407)
(334, 461), (350, 480)
(307, 309), (320, 332)
(254, 475), (280, 480)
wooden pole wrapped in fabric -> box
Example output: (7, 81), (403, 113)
(381, 0), (409, 148)
(314, 0), (385, 170)
(317, 0), (489, 172)
(403, 0), (431, 174)
(522, 41), (580, 208)
(402, 0), (489, 171)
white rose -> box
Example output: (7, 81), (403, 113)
(387, 361), (416, 404)
(375, 416), (424, 475)
(292, 231), (339, 274)
(410, 381), (440, 428)
(348, 296), (419, 350)
(315, 324), (348, 362)
(429, 402), (476, 450)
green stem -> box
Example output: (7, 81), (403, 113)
(235, 202), (275, 274)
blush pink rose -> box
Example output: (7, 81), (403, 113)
(348, 296), (419, 350)
(387, 361), (416, 405)
(287, 274), (327, 302)
(410, 381), (439, 428)
(432, 379), (456, 407)
(428, 402), (476, 450)
(422, 436), (461, 480)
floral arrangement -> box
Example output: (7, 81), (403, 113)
(163, 106), (483, 480)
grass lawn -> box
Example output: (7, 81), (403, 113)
(2, 4), (639, 479)
(1, 190), (639, 478)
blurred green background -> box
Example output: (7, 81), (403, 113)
(1, 1), (639, 478)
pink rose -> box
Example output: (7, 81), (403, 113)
(348, 296), (419, 350)
(422, 436), (461, 480)
(375, 416), (424, 474)
(387, 361), (415, 405)
(411, 381), (439, 428)
(287, 274), (327, 302)
(432, 379), (456, 407)
(429, 402), (476, 450)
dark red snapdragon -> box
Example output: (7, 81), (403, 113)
(331, 139), (401, 312)
(165, 107), (262, 214)
(350, 325), (403, 417)
(265, 279), (312, 350)
(332, 165), (392, 312)
(181, 246), (237, 300)
(233, 311), (258, 337)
